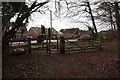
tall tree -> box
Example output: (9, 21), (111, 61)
(96, 2), (116, 30)
(54, 1), (98, 38)
(2, 1), (49, 47)
(86, 2), (98, 36)
(114, 2), (120, 60)
(2, 2), (28, 34)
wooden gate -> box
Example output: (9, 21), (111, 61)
(60, 37), (101, 54)
(10, 37), (101, 55)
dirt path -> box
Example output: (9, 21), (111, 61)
(2, 42), (119, 78)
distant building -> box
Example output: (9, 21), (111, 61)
(60, 28), (90, 38)
(60, 28), (80, 37)
(28, 27), (42, 38)
(28, 27), (58, 38)
(14, 23), (28, 39)
(51, 28), (58, 36)
(79, 30), (91, 38)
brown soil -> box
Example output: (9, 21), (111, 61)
(2, 41), (119, 78)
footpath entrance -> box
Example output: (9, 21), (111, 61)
(10, 37), (101, 55)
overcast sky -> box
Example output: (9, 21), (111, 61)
(26, 0), (89, 31)
(11, 0), (115, 32)
(26, 11), (89, 31)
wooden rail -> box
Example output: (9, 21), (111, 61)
(10, 37), (101, 55)
(10, 37), (59, 55)
(60, 37), (101, 53)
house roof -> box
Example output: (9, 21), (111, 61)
(60, 28), (79, 35)
(30, 27), (58, 36)
(51, 27), (58, 35)
(30, 27), (42, 36)
(60, 28), (91, 35)
(79, 30), (90, 35)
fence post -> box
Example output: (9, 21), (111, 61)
(60, 36), (65, 54)
(57, 37), (59, 51)
(99, 39), (102, 49)
(24, 39), (27, 54)
(27, 38), (31, 54)
(46, 38), (49, 53)
(24, 47), (27, 54)
(48, 37), (51, 55)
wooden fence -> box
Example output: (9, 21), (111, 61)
(10, 36), (101, 55)
(10, 37), (59, 55)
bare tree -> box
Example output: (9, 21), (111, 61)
(2, 1), (49, 47)
(86, 2), (98, 35)
(114, 2), (120, 61)
(53, 1), (98, 38)
(96, 2), (116, 30)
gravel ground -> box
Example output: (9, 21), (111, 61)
(2, 41), (119, 78)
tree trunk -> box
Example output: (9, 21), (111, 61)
(114, 2), (120, 59)
(87, 2), (98, 36)
(109, 8), (114, 30)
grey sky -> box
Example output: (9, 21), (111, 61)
(11, 0), (120, 32)
(25, 0), (95, 31)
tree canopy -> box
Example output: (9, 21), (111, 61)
(2, 1), (49, 47)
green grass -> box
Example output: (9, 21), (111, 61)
(38, 45), (47, 48)
(38, 45), (57, 49)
